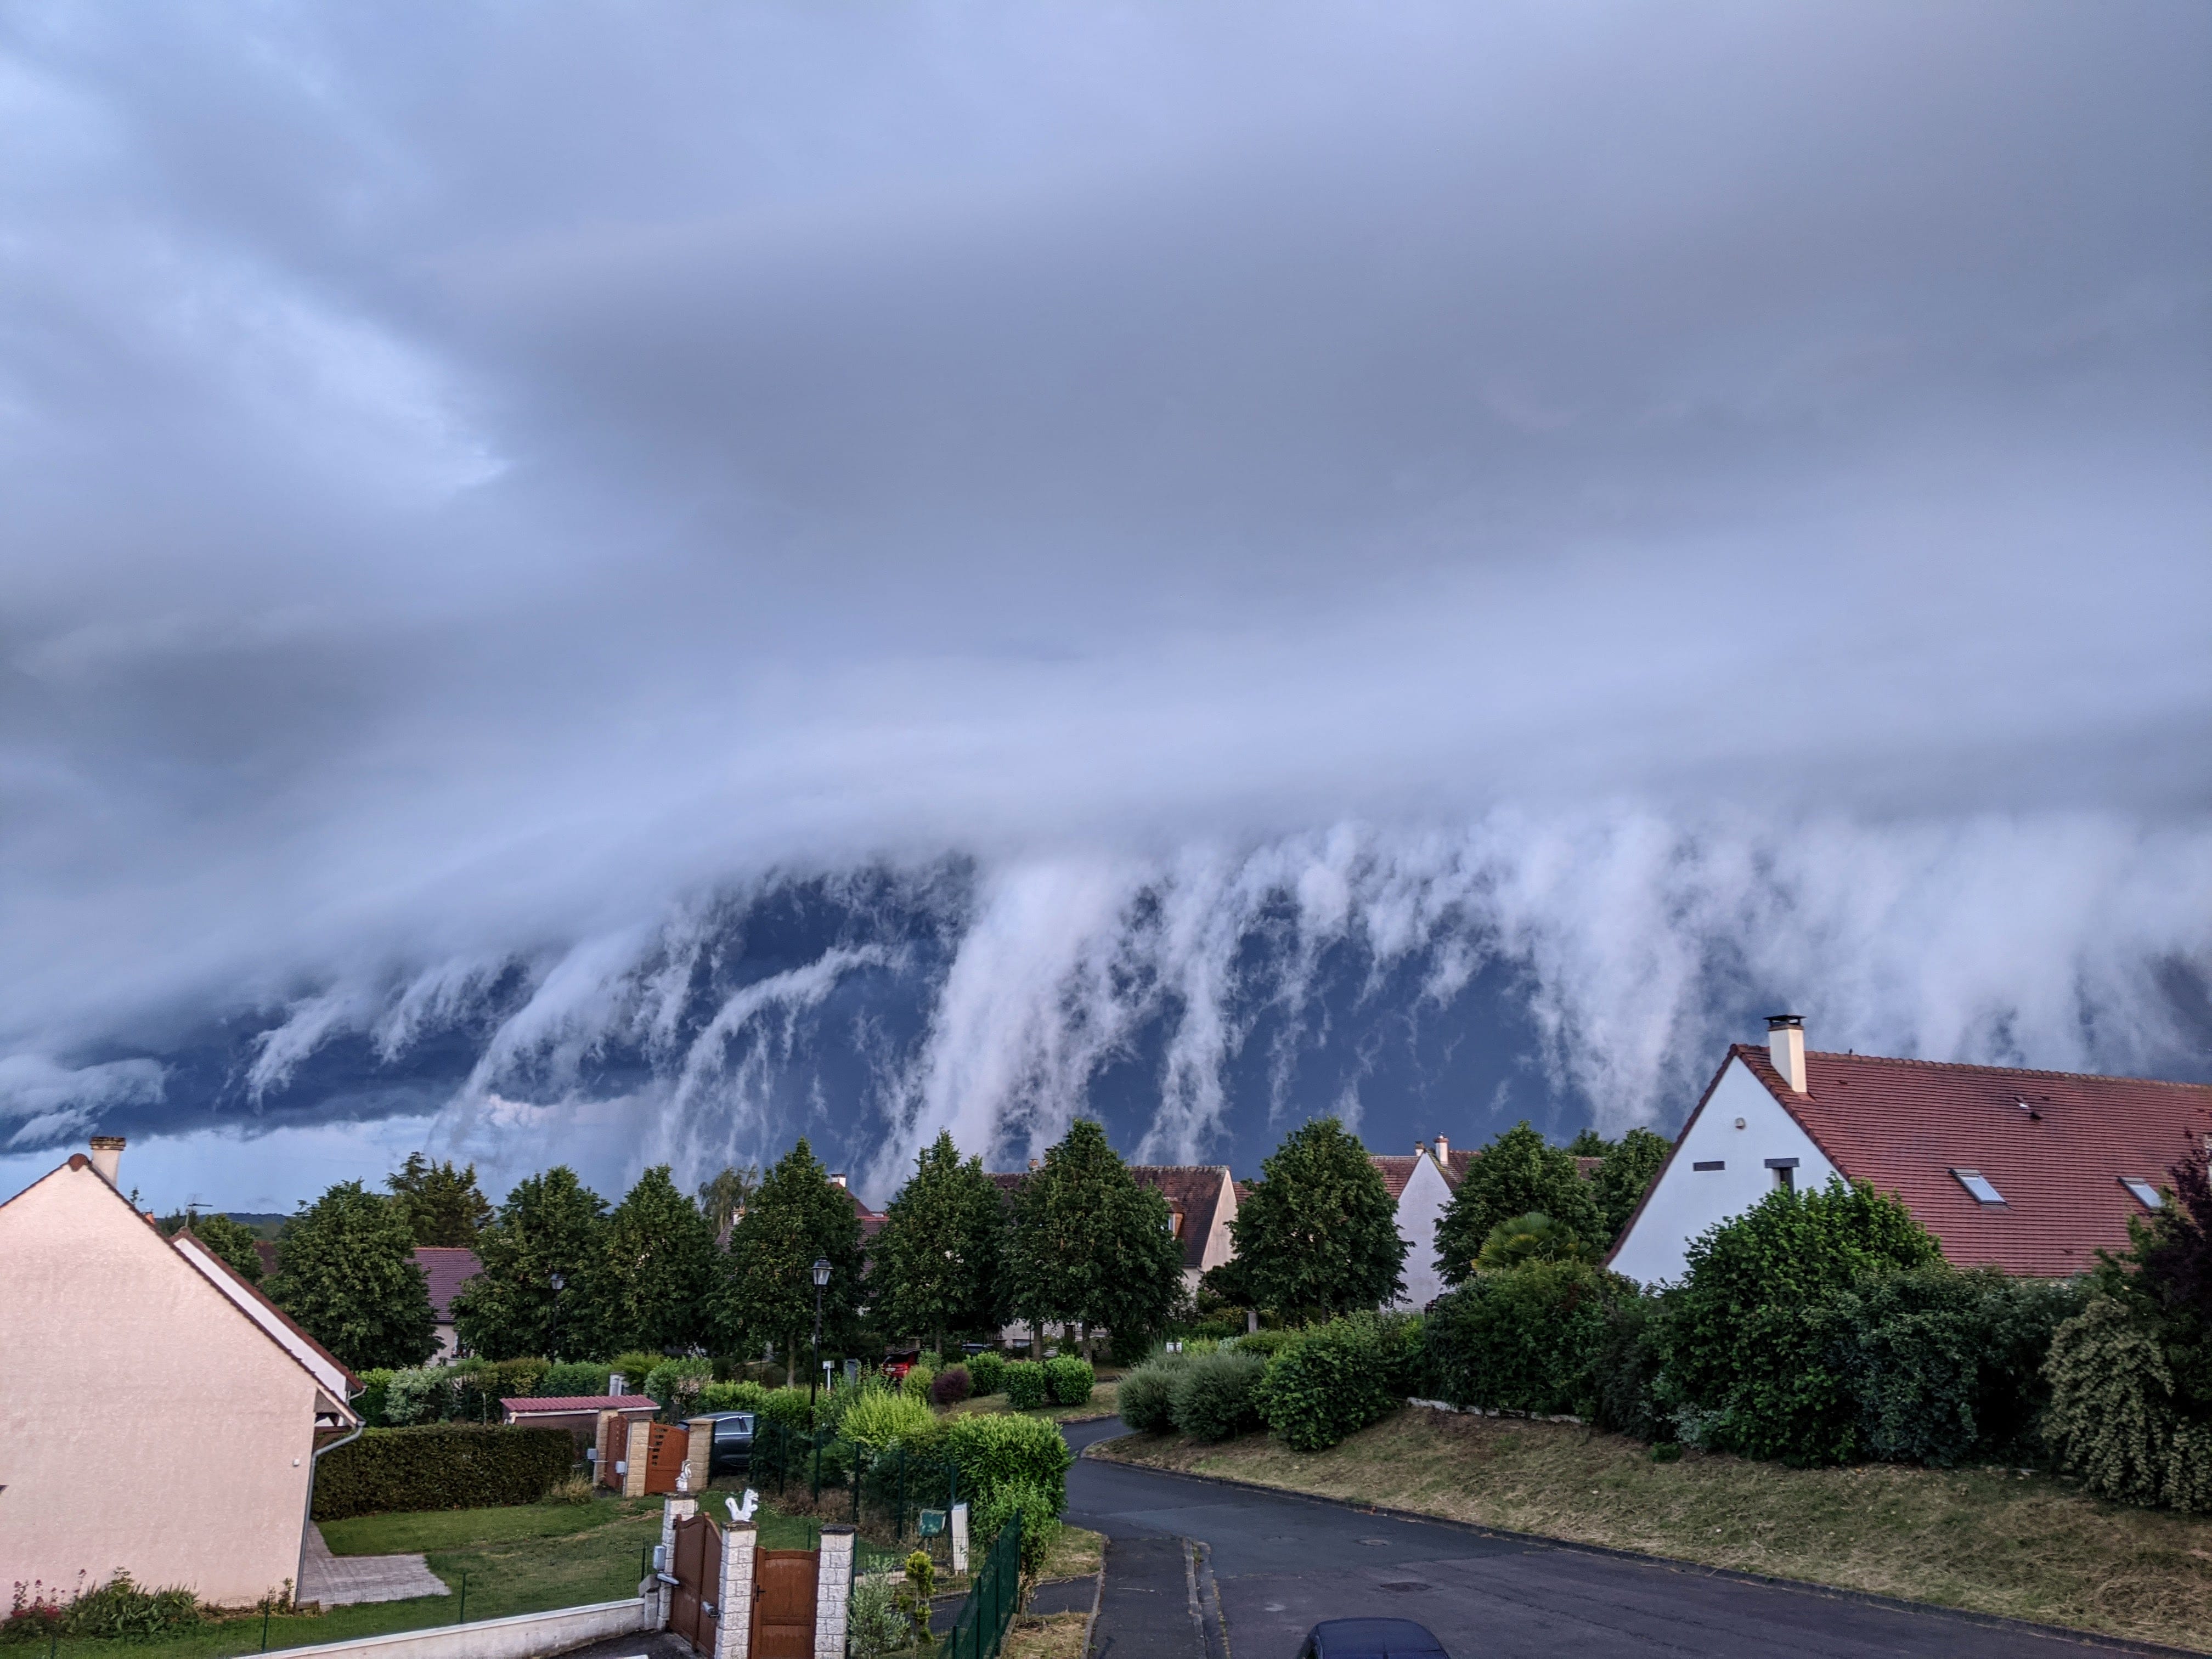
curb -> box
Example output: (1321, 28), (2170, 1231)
(1081, 1559), (1104, 1658)
(1079, 1438), (2208, 1658)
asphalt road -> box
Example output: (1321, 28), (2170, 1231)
(1062, 1419), (2173, 1659)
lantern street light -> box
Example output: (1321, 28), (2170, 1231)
(809, 1257), (833, 1407)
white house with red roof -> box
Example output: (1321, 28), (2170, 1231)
(1607, 1015), (2212, 1285)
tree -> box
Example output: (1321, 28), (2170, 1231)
(386, 1153), (493, 1248)
(1592, 1127), (1672, 1246)
(592, 1165), (719, 1354)
(1476, 1212), (1592, 1272)
(1565, 1128), (1614, 1157)
(1206, 1116), (1405, 1318)
(696, 1164), (760, 1238)
(160, 1210), (266, 1284)
(451, 1166), (609, 1361)
(268, 1181), (438, 1371)
(715, 1138), (866, 1380)
(1007, 1120), (1184, 1362)
(872, 1131), (1009, 1355)
(1434, 1123), (1602, 1288)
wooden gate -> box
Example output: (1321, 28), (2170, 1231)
(668, 1513), (722, 1655)
(645, 1423), (691, 1495)
(752, 1548), (818, 1659)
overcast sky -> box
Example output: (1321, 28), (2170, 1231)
(2, 2), (2208, 1209)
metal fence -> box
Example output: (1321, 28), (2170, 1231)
(749, 1419), (962, 1545)
(942, 1509), (1020, 1659)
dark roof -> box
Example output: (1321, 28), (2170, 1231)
(1734, 1044), (2212, 1277)
(413, 1246), (481, 1321)
(505, 1395), (658, 1413)
(1443, 1149), (1478, 1187)
(1368, 1155), (1421, 1201)
(984, 1165), (1229, 1271)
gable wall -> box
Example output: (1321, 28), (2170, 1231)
(1608, 1058), (1841, 1286)
(1393, 1154), (1456, 1308)
(0, 1166), (325, 1605)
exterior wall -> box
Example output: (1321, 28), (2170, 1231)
(813, 1527), (854, 1659)
(1392, 1153), (1456, 1308)
(1609, 1058), (1841, 1286)
(431, 1322), (460, 1364)
(0, 1165), (328, 1605)
(1196, 1169), (1238, 1279)
(244, 1597), (651, 1659)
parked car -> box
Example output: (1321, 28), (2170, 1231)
(697, 1411), (756, 1476)
(1296, 1620), (1450, 1659)
(882, 1346), (922, 1384)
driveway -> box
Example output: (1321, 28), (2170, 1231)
(1061, 1419), (2183, 1659)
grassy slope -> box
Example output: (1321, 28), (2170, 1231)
(945, 1380), (1120, 1423)
(1093, 1408), (2212, 1654)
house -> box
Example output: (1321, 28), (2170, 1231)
(1607, 1015), (2212, 1285)
(416, 1245), (482, 1362)
(0, 1138), (361, 1606)
(1369, 1141), (1458, 1309)
(829, 1171), (888, 1239)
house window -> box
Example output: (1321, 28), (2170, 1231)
(1951, 1168), (2006, 1205)
(2121, 1177), (2164, 1210)
(1692, 1160), (1725, 1172)
(1765, 1157), (1798, 1193)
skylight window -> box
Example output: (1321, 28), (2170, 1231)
(1951, 1168), (2006, 1205)
(2121, 1177), (2164, 1210)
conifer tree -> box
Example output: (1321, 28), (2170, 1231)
(386, 1152), (493, 1247)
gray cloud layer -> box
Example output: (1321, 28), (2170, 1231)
(2, 2), (2207, 1198)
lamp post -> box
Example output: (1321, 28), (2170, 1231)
(809, 1257), (832, 1408)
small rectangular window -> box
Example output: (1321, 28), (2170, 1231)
(1692, 1160), (1724, 1171)
(1951, 1168), (2006, 1205)
(1772, 1166), (1795, 1192)
(2121, 1177), (2164, 1210)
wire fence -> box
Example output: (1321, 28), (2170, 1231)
(748, 1420), (963, 1550)
(941, 1510), (1020, 1659)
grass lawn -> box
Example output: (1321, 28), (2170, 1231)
(946, 1379), (1119, 1423)
(1093, 1408), (2212, 1653)
(35, 1494), (663, 1659)
(999, 1611), (1088, 1659)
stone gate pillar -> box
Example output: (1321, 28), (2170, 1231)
(715, 1523), (757, 1659)
(814, 1525), (855, 1659)
(684, 1417), (715, 1493)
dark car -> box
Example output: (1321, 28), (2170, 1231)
(697, 1410), (756, 1477)
(1296, 1619), (1450, 1659)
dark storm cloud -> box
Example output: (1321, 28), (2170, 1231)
(0, 2), (2207, 1199)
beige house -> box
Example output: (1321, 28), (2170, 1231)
(0, 1139), (360, 1606)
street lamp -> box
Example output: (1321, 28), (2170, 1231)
(809, 1257), (832, 1407)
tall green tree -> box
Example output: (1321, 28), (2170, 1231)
(269, 1182), (438, 1371)
(451, 1166), (609, 1360)
(592, 1165), (719, 1353)
(1007, 1120), (1184, 1362)
(1434, 1123), (1602, 1288)
(161, 1211), (267, 1284)
(1206, 1117), (1405, 1319)
(1592, 1127), (1672, 1246)
(386, 1153), (493, 1247)
(696, 1164), (760, 1238)
(1565, 1128), (1614, 1158)
(715, 1139), (866, 1381)
(872, 1131), (1009, 1353)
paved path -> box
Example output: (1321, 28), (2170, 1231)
(1062, 1419), (2179, 1659)
(299, 1524), (449, 1606)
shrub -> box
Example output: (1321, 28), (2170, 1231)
(1251, 1314), (1403, 1453)
(931, 1365), (972, 1406)
(312, 1425), (575, 1520)
(1116, 1359), (1184, 1434)
(1590, 1293), (1667, 1440)
(966, 1350), (1006, 1395)
(901, 1364), (935, 1402)
(840, 1389), (943, 1454)
(943, 1412), (1075, 1513)
(608, 1352), (664, 1394)
(644, 1357), (714, 1415)
(1001, 1361), (1051, 1411)
(380, 1365), (453, 1426)
(1425, 1263), (1618, 1419)
(1231, 1328), (1295, 1359)
(696, 1380), (771, 1414)
(1169, 1351), (1266, 1442)
(52, 1575), (202, 1643)
(847, 1572), (905, 1659)
(2044, 1296), (2212, 1510)
(975, 1480), (1059, 1590)
(353, 1368), (396, 1427)
(760, 1386), (817, 1432)
(1475, 1212), (1592, 1272)
(1042, 1356), (1094, 1407)
(539, 1360), (613, 1397)
(452, 1357), (549, 1423)
(545, 1474), (596, 1505)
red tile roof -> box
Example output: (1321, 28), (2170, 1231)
(413, 1246), (481, 1321)
(504, 1395), (658, 1413)
(1739, 1045), (2212, 1277)
(1368, 1155), (1420, 1201)
(985, 1165), (1229, 1272)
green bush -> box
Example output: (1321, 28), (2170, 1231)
(975, 1480), (1059, 1587)
(966, 1350), (1006, 1395)
(943, 1412), (1075, 1513)
(354, 1368), (396, 1427)
(696, 1379), (770, 1414)
(901, 1364), (935, 1402)
(27, 1575), (205, 1643)
(1169, 1351), (1266, 1442)
(1001, 1361), (1051, 1410)
(2044, 1296), (2212, 1510)
(539, 1360), (614, 1397)
(1042, 1355), (1094, 1407)
(453, 1357), (550, 1422)
(644, 1357), (714, 1415)
(381, 1365), (453, 1426)
(1425, 1263), (1618, 1419)
(1229, 1328), (1294, 1358)
(1252, 1314), (1407, 1453)
(609, 1352), (664, 1394)
(760, 1385), (817, 1432)
(1590, 1294), (1667, 1440)
(313, 1425), (576, 1519)
(1116, 1358), (1184, 1434)
(840, 1389), (943, 1454)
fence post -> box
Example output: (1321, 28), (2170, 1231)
(851, 1443), (861, 1522)
(895, 1444), (906, 1542)
(811, 1426), (822, 1500)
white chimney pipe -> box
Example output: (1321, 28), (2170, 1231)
(88, 1136), (125, 1187)
(828, 1172), (848, 1188)
(1767, 1015), (1807, 1093)
(1433, 1134), (1449, 1165)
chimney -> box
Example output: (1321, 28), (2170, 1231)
(1767, 1015), (1807, 1093)
(828, 1172), (848, 1189)
(1028, 1158), (1041, 1172)
(1433, 1133), (1449, 1165)
(88, 1136), (125, 1187)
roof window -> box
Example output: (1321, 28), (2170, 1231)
(1951, 1168), (2006, 1205)
(2120, 1177), (2164, 1210)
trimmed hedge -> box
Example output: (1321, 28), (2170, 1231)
(966, 1351), (1006, 1395)
(1001, 1361), (1051, 1410)
(1170, 1351), (1266, 1442)
(1042, 1356), (1094, 1407)
(943, 1412), (1075, 1513)
(312, 1425), (575, 1520)
(1117, 1359), (1184, 1434)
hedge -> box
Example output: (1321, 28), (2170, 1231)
(1250, 1314), (1419, 1453)
(966, 1351), (1006, 1396)
(312, 1425), (576, 1520)
(1170, 1351), (1266, 1442)
(942, 1412), (1075, 1513)
(1042, 1356), (1094, 1407)
(1001, 1361), (1051, 1411)
(1116, 1359), (1183, 1434)
(1425, 1262), (1618, 1420)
